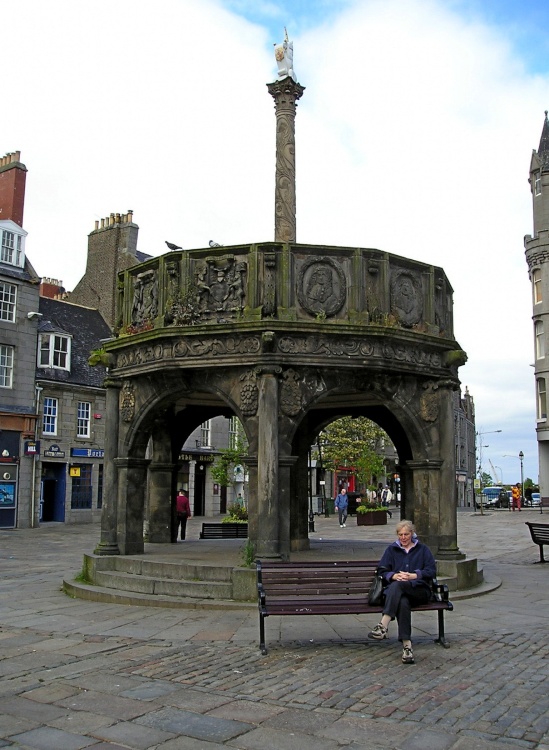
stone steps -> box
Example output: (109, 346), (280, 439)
(93, 569), (233, 599)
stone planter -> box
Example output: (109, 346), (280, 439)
(356, 510), (387, 526)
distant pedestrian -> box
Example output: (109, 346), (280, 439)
(175, 489), (191, 540)
(381, 486), (393, 507)
(335, 488), (348, 527)
(511, 483), (521, 512)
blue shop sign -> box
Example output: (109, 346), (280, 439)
(70, 448), (105, 458)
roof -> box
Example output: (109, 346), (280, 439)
(539, 111), (549, 171)
(37, 297), (112, 387)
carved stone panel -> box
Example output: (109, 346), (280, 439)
(297, 257), (346, 317)
(390, 270), (423, 328)
(131, 269), (158, 327)
(193, 256), (247, 321)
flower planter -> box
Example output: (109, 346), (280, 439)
(356, 510), (387, 526)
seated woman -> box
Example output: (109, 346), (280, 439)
(368, 519), (436, 664)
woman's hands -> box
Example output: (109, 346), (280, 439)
(392, 571), (417, 582)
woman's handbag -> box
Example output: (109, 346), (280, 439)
(368, 567), (387, 606)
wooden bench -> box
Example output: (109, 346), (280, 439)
(525, 522), (549, 562)
(256, 559), (453, 654)
(199, 522), (248, 539)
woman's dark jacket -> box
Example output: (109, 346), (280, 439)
(378, 539), (436, 590)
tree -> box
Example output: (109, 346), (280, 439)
(211, 422), (248, 488)
(479, 471), (493, 486)
(317, 417), (390, 490)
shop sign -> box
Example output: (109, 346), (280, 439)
(179, 453), (215, 463)
(24, 441), (40, 456)
(44, 444), (65, 458)
(70, 448), (104, 458)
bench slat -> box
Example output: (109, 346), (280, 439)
(525, 522), (549, 563)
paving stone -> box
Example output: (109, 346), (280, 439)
(57, 689), (153, 720)
(0, 713), (39, 739)
(20, 683), (81, 704)
(9, 726), (96, 750)
(206, 698), (284, 724)
(120, 680), (181, 701)
(1, 696), (68, 723)
(225, 726), (340, 749)
(136, 706), (252, 742)
(91, 720), (175, 748)
(48, 711), (116, 734)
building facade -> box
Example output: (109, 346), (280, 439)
(0, 151), (41, 529)
(525, 113), (549, 503)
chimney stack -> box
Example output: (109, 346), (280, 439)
(0, 151), (27, 227)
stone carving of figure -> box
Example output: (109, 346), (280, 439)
(274, 28), (296, 82)
(391, 271), (423, 327)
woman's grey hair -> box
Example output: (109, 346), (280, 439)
(396, 519), (415, 535)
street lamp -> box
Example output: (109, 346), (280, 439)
(476, 429), (502, 515)
(519, 451), (524, 506)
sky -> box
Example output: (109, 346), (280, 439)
(5, 0), (549, 485)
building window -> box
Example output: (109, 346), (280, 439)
(71, 464), (93, 509)
(38, 333), (71, 370)
(535, 172), (542, 196)
(229, 416), (239, 450)
(533, 268), (542, 305)
(0, 230), (23, 267)
(200, 420), (211, 448)
(538, 378), (547, 420)
(0, 344), (14, 388)
(0, 283), (16, 322)
(77, 401), (91, 438)
(536, 320), (545, 359)
(43, 397), (58, 435)
(97, 464), (104, 509)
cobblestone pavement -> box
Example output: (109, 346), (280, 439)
(0, 509), (548, 749)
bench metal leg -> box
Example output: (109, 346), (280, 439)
(538, 544), (546, 564)
(434, 609), (450, 648)
(259, 613), (267, 655)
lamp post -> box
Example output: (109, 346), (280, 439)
(476, 429), (502, 515)
(519, 451), (524, 506)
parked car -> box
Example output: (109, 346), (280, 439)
(527, 492), (541, 507)
(476, 487), (508, 509)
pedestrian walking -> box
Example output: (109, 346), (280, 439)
(511, 483), (522, 512)
(368, 519), (436, 665)
(175, 488), (191, 540)
(335, 487), (349, 527)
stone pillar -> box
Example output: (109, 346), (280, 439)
(279, 455), (298, 558)
(267, 77), (305, 242)
(148, 462), (176, 543)
(435, 384), (464, 559)
(95, 380), (121, 555)
(188, 460), (196, 514)
(290, 449), (309, 552)
(115, 457), (149, 555)
(256, 367), (281, 557)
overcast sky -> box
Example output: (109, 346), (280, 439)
(5, 0), (549, 484)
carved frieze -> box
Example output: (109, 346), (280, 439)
(390, 270), (423, 328)
(120, 381), (136, 422)
(277, 335), (442, 368)
(297, 256), (346, 317)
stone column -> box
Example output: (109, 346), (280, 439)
(435, 384), (464, 560)
(267, 77), (305, 242)
(279, 455), (298, 558)
(115, 456), (149, 554)
(256, 367), (281, 557)
(148, 462), (176, 543)
(188, 459), (196, 514)
(95, 380), (121, 555)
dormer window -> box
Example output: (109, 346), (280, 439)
(535, 172), (542, 196)
(0, 222), (25, 268)
(38, 333), (71, 370)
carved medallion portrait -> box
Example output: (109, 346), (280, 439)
(390, 270), (423, 328)
(297, 257), (346, 317)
